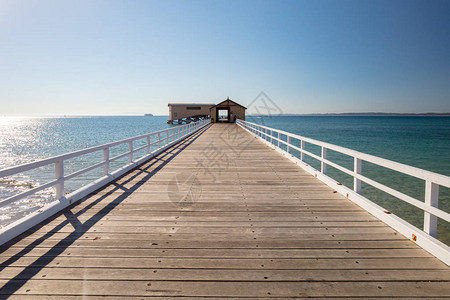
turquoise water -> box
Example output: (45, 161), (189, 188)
(0, 115), (449, 243)
(248, 115), (450, 243)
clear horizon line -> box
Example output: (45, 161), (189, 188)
(2, 111), (450, 118)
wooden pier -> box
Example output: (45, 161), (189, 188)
(1, 123), (449, 298)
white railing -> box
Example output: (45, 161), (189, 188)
(237, 119), (450, 266)
(0, 119), (210, 246)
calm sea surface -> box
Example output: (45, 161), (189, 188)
(1, 115), (449, 243)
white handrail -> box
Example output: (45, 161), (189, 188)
(0, 118), (210, 246)
(237, 119), (450, 266)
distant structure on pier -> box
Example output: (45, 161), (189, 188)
(210, 98), (246, 123)
(167, 103), (215, 124)
(167, 97), (246, 124)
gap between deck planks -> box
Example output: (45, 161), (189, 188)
(0, 123), (449, 298)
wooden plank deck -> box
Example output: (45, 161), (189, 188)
(1, 123), (449, 298)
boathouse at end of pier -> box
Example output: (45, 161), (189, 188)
(210, 98), (246, 123)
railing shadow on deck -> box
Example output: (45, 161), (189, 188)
(0, 124), (211, 295)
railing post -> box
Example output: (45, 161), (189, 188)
(158, 133), (161, 148)
(128, 141), (133, 163)
(55, 160), (64, 200)
(287, 136), (291, 154)
(354, 157), (362, 193)
(277, 132), (280, 147)
(103, 148), (109, 175)
(270, 130), (273, 144)
(321, 147), (327, 174)
(424, 181), (439, 237)
(146, 136), (150, 154)
(300, 140), (305, 161)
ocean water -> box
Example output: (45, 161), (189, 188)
(0, 115), (449, 243)
(0, 116), (170, 226)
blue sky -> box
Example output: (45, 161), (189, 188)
(1, 0), (449, 115)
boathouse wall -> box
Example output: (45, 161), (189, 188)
(168, 103), (214, 121)
(210, 99), (246, 123)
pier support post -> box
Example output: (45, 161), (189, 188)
(129, 141), (133, 163)
(300, 140), (305, 161)
(424, 181), (439, 237)
(103, 148), (109, 175)
(287, 136), (291, 154)
(55, 160), (64, 200)
(354, 158), (362, 194)
(321, 147), (327, 174)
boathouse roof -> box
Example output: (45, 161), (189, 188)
(210, 97), (247, 110)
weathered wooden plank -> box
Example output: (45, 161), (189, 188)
(9, 232), (406, 249)
(0, 240), (420, 258)
(1, 267), (449, 281)
(11, 227), (399, 241)
(1, 257), (446, 270)
(32, 221), (387, 233)
(0, 248), (429, 261)
(1, 280), (449, 297)
(40, 212), (380, 223)
(5, 297), (444, 300)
